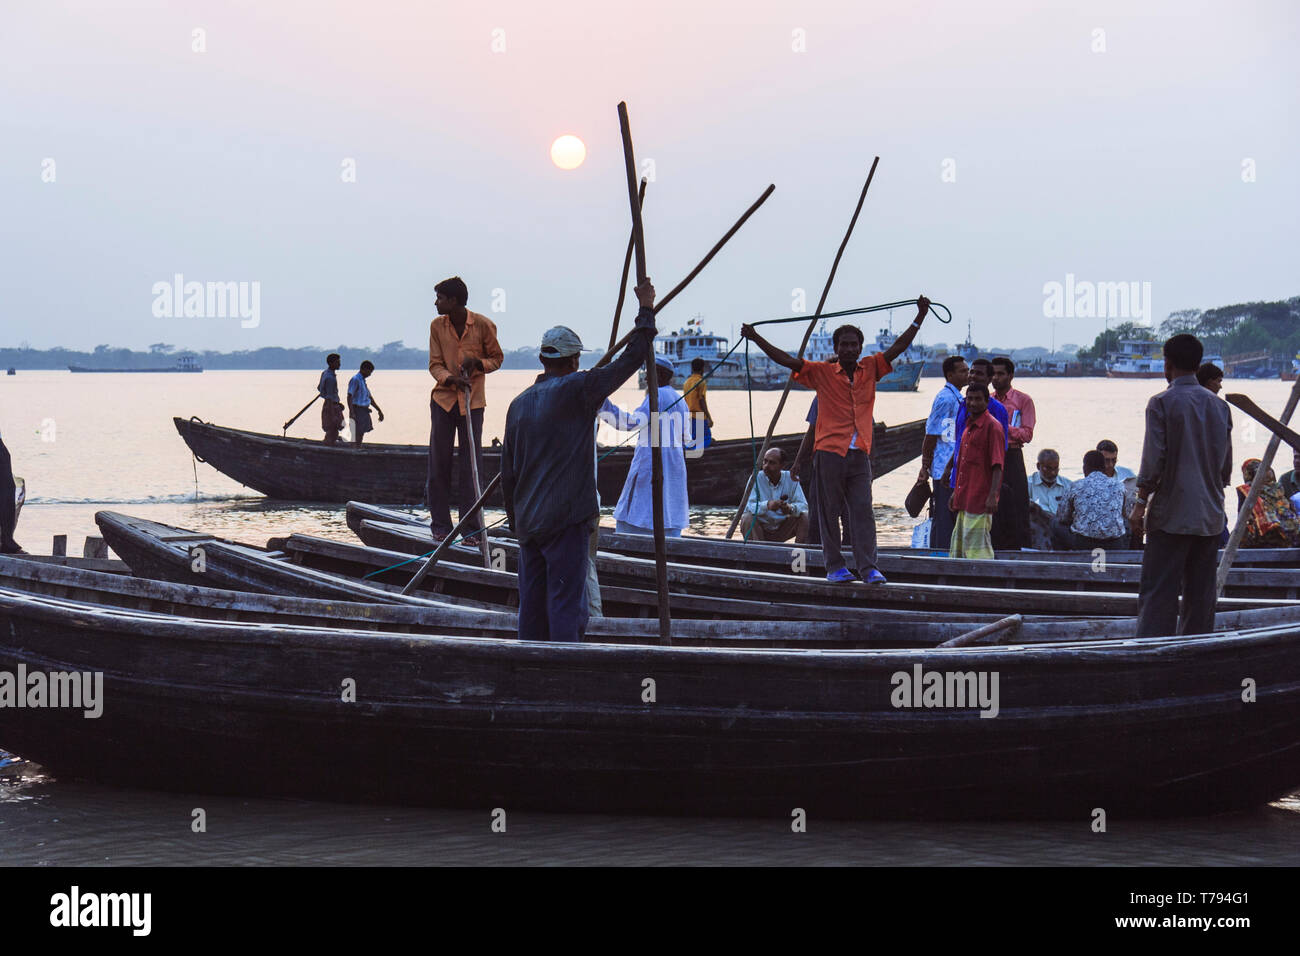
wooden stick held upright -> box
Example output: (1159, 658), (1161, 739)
(610, 178), (648, 353)
(726, 157), (880, 537)
(462, 385), (492, 569)
(618, 101), (672, 646)
(1216, 377), (1300, 598)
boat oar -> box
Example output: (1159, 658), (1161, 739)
(1225, 393), (1300, 451)
(726, 157), (880, 538)
(462, 385), (492, 570)
(937, 614), (1023, 648)
(1216, 379), (1300, 598)
(401, 473), (501, 595)
(619, 100), (672, 648)
(283, 394), (321, 435)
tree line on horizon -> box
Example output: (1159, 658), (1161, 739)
(1075, 296), (1300, 366)
(5, 295), (1295, 370)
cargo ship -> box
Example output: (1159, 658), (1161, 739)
(69, 355), (203, 373)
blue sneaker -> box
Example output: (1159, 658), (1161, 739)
(862, 569), (888, 585)
(826, 567), (855, 583)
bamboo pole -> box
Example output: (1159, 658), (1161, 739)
(462, 385), (492, 570)
(283, 394), (320, 435)
(592, 182), (777, 370)
(937, 614), (1023, 648)
(400, 473), (501, 595)
(652, 184), (776, 314)
(726, 157), (880, 538)
(618, 101), (672, 646)
(609, 178), (648, 353)
(1215, 378), (1300, 597)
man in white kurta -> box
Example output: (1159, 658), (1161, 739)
(600, 355), (690, 537)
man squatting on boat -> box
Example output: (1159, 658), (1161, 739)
(500, 278), (658, 641)
(741, 296), (932, 584)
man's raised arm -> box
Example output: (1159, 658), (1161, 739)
(740, 324), (803, 373)
(882, 296), (931, 364)
(585, 279), (658, 406)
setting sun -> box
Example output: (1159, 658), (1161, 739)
(549, 134), (586, 170)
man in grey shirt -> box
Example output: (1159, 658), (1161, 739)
(1132, 334), (1232, 638)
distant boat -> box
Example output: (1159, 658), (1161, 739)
(639, 317), (787, 390)
(806, 320), (924, 392)
(69, 355), (203, 373)
(1283, 352), (1299, 383)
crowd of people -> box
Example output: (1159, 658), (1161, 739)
(295, 276), (1300, 645)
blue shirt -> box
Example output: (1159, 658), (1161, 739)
(317, 368), (339, 403)
(501, 307), (656, 544)
(951, 396), (1009, 477)
(347, 372), (372, 407)
(924, 381), (963, 481)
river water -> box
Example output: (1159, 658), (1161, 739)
(1, 370), (1297, 865)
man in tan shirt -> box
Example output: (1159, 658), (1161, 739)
(427, 276), (504, 541)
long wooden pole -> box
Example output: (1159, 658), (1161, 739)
(592, 182), (778, 370)
(400, 473), (501, 594)
(283, 394), (320, 435)
(462, 385), (492, 569)
(726, 156), (880, 537)
(652, 184), (776, 315)
(610, 178), (648, 353)
(618, 101), (671, 646)
(1215, 378), (1300, 597)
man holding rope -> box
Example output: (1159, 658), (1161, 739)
(742, 295), (931, 583)
(501, 278), (658, 641)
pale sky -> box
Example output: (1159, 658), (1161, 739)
(3, 0), (1296, 354)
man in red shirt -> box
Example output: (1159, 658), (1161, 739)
(741, 295), (931, 583)
(990, 356), (1035, 550)
(948, 383), (1005, 559)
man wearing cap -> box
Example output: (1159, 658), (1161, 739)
(427, 276), (504, 543)
(599, 353), (690, 537)
(501, 279), (658, 641)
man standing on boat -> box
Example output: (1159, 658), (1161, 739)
(500, 278), (657, 641)
(741, 295), (932, 584)
(427, 277), (503, 543)
(318, 352), (345, 445)
(600, 354), (690, 538)
(919, 355), (969, 550)
(346, 360), (384, 446)
(947, 383), (1004, 559)
(682, 357), (714, 451)
(1133, 334), (1232, 638)
(990, 356), (1035, 550)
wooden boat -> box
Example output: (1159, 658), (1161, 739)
(4, 566), (1300, 817)
(344, 503), (1300, 602)
(95, 511), (1099, 624)
(173, 415), (925, 505)
(100, 510), (1180, 619)
(346, 500), (1300, 572)
(7, 553), (1296, 646)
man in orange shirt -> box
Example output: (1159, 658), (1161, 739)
(947, 383), (1005, 559)
(427, 276), (504, 542)
(741, 295), (931, 583)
